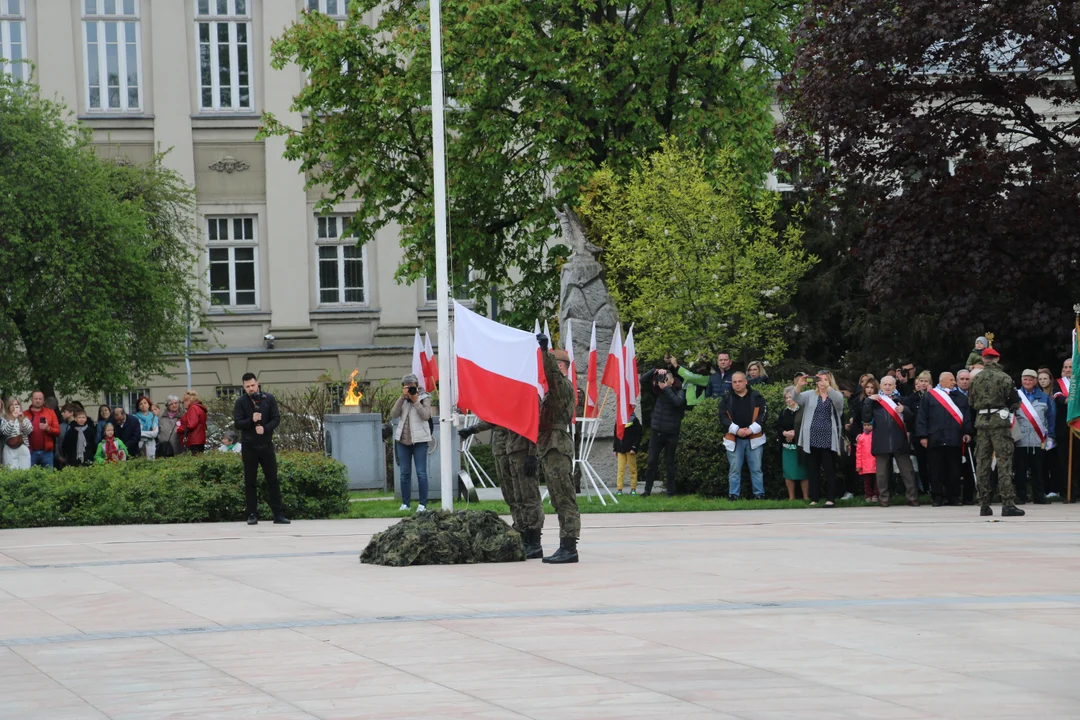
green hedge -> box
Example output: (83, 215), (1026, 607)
(0, 452), (349, 529)
(672, 384), (792, 498)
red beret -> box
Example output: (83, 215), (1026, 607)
(981, 347), (1000, 358)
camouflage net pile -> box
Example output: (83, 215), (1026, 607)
(360, 509), (525, 566)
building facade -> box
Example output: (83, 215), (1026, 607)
(16, 0), (447, 409)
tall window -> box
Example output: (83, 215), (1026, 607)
(196, 0), (252, 111)
(0, 0), (27, 83)
(306, 0), (346, 17)
(83, 0), (142, 112)
(425, 268), (472, 304)
(207, 216), (258, 308)
(104, 389), (150, 414)
(316, 215), (365, 306)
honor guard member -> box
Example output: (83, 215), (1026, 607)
(459, 421), (545, 559)
(535, 334), (581, 563)
(969, 340), (1024, 517)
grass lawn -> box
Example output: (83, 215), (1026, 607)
(335, 491), (934, 519)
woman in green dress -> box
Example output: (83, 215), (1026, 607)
(779, 385), (808, 500)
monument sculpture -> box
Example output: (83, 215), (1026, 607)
(555, 205), (622, 487)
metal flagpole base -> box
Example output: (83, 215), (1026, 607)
(459, 414), (496, 489)
(573, 417), (618, 505)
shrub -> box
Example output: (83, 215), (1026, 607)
(672, 383), (793, 498)
(0, 452), (349, 529)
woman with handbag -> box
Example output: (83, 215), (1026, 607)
(1, 396), (33, 469)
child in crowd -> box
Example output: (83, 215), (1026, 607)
(95, 422), (129, 464)
(218, 430), (242, 453)
(134, 396), (159, 460)
(855, 423), (877, 504)
(613, 415), (642, 494)
(61, 408), (97, 468)
(965, 336), (987, 368)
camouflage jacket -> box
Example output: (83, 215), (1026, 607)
(538, 351), (575, 457)
(469, 421), (509, 455)
(969, 363), (1019, 430)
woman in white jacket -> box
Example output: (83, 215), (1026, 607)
(391, 373), (433, 511)
(1, 397), (33, 470)
(790, 370), (846, 506)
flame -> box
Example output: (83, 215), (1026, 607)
(343, 369), (363, 406)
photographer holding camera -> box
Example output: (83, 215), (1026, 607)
(391, 373), (432, 512)
(234, 373), (289, 525)
(641, 365), (686, 497)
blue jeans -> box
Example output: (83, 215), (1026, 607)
(30, 450), (54, 468)
(727, 439), (764, 497)
(396, 441), (429, 506)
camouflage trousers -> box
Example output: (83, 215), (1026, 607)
(505, 450), (545, 532)
(975, 427), (1017, 507)
(540, 449), (580, 539)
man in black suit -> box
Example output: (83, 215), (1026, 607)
(233, 372), (289, 525)
(916, 372), (973, 507)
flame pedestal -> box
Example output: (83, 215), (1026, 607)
(391, 418), (460, 503)
(324, 409), (386, 490)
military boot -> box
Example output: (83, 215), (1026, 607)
(523, 530), (544, 560)
(543, 537), (578, 564)
(979, 506), (993, 517)
(1001, 505), (1026, 517)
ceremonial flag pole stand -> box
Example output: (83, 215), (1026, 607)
(573, 417), (618, 505)
(458, 414), (496, 489)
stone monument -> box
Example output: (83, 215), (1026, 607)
(555, 205), (623, 488)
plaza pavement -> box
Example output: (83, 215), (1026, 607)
(1, 505), (1079, 719)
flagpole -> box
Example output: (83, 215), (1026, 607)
(1069, 428), (1074, 504)
(598, 386), (612, 417)
(429, 0), (453, 510)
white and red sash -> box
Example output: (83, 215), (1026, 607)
(1017, 391), (1048, 443)
(930, 388), (964, 426)
(1056, 377), (1070, 399)
(873, 394), (907, 432)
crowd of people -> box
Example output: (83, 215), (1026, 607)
(0, 389), (216, 469)
(622, 338), (1075, 515)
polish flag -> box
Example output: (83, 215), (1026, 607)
(564, 319), (578, 406)
(455, 302), (542, 442)
(423, 332), (438, 386)
(585, 322), (599, 418)
(623, 324), (639, 413)
(601, 323), (629, 439)
(412, 329), (430, 393)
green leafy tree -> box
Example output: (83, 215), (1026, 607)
(261, 0), (796, 326)
(0, 73), (199, 398)
(578, 141), (815, 364)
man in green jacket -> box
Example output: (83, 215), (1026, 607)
(666, 354), (710, 408)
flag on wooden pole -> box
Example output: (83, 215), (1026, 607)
(585, 322), (599, 418)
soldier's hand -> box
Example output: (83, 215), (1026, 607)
(536, 334), (549, 352)
(458, 427), (478, 439)
(524, 456), (538, 477)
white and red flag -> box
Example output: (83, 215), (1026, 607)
(623, 324), (639, 414)
(585, 322), (599, 418)
(601, 323), (630, 439)
(412, 329), (431, 393)
(564, 320), (578, 405)
(423, 332), (438, 386)
(455, 302), (542, 442)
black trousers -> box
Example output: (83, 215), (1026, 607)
(927, 445), (962, 502)
(806, 446), (838, 502)
(1013, 446), (1045, 503)
(645, 431), (678, 496)
(912, 443), (930, 493)
(242, 443), (284, 517)
(960, 445), (976, 504)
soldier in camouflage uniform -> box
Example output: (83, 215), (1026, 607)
(969, 346), (1025, 517)
(460, 420), (545, 558)
(535, 335), (581, 563)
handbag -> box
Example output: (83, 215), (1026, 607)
(156, 441), (175, 458)
(6, 435), (24, 449)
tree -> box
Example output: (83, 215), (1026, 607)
(0, 73), (199, 398)
(779, 1), (1080, 369)
(578, 141), (815, 364)
(261, 0), (796, 326)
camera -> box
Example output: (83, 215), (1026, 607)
(407, 386), (418, 396)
